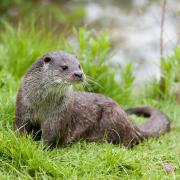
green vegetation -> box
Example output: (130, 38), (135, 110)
(0, 3), (180, 178)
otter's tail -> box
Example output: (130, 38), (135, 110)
(126, 106), (171, 138)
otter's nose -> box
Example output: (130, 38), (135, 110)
(73, 72), (83, 80)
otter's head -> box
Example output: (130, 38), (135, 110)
(40, 51), (86, 87)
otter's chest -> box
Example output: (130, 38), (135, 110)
(31, 97), (69, 123)
(32, 102), (57, 123)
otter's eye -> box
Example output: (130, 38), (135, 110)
(78, 65), (81, 69)
(61, 65), (68, 71)
(44, 57), (52, 63)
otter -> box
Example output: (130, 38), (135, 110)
(14, 51), (171, 148)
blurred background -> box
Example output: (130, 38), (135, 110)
(0, 0), (179, 85)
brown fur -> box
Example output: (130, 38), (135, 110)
(14, 51), (171, 148)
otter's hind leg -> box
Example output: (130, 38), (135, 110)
(98, 102), (143, 148)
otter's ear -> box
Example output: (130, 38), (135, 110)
(43, 57), (52, 63)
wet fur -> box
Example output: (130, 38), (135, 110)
(14, 51), (171, 148)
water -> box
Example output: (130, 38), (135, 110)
(71, 0), (180, 85)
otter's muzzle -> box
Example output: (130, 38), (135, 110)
(73, 71), (85, 82)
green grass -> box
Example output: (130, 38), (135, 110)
(0, 21), (180, 179)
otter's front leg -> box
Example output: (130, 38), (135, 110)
(41, 115), (68, 147)
(41, 119), (57, 147)
(14, 107), (34, 135)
